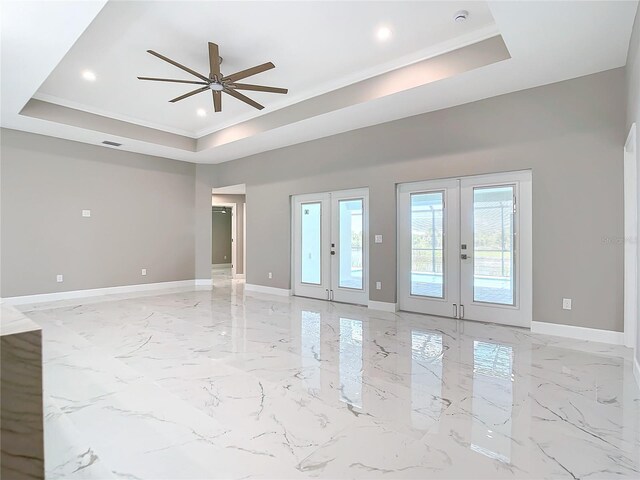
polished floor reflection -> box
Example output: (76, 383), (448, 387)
(20, 273), (640, 479)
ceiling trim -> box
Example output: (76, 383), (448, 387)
(19, 35), (509, 158)
(193, 23), (500, 138)
(3, 1), (638, 166)
(196, 35), (510, 156)
(31, 92), (196, 137)
(25, 22), (501, 141)
(21, 99), (196, 151)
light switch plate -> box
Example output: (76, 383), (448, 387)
(82, 210), (91, 217)
(56, 274), (63, 283)
(376, 281), (382, 290)
(374, 234), (383, 244)
(141, 269), (147, 276)
(562, 298), (572, 310)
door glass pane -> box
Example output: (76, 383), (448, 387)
(473, 186), (514, 305)
(410, 192), (444, 298)
(301, 202), (322, 284)
(338, 199), (363, 289)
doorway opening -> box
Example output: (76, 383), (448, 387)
(212, 185), (246, 282)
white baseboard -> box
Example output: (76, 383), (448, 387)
(634, 354), (640, 390)
(245, 284), (291, 296)
(212, 263), (232, 268)
(234, 274), (246, 279)
(1, 280), (201, 305)
(368, 301), (399, 312)
(195, 279), (213, 286)
(531, 321), (625, 345)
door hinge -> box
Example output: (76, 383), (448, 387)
(459, 304), (465, 319)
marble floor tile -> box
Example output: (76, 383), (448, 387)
(18, 272), (640, 479)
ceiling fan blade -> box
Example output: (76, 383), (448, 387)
(228, 83), (288, 94)
(208, 42), (221, 80)
(224, 88), (264, 110)
(169, 86), (209, 103)
(138, 76), (208, 85)
(147, 50), (210, 82)
(212, 90), (222, 112)
(223, 62), (275, 82)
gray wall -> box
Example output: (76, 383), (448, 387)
(625, 7), (640, 364)
(0, 129), (196, 297)
(196, 68), (626, 332)
(211, 207), (232, 265)
(212, 194), (245, 275)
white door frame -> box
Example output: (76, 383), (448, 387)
(212, 202), (236, 278)
(624, 123), (638, 350)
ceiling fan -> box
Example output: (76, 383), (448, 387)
(138, 42), (288, 113)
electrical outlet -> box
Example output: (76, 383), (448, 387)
(82, 209), (91, 217)
(376, 281), (382, 290)
(562, 298), (572, 310)
(374, 234), (383, 244)
(141, 268), (147, 276)
(268, 272), (273, 279)
(224, 255), (227, 260)
(56, 274), (63, 283)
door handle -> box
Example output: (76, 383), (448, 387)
(460, 254), (469, 260)
(330, 251), (336, 255)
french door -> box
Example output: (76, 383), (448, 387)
(292, 188), (369, 305)
(398, 171), (532, 327)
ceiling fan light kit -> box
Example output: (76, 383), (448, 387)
(137, 42), (288, 113)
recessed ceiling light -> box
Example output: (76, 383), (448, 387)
(197, 108), (207, 117)
(454, 10), (469, 23)
(376, 26), (392, 42)
(82, 70), (96, 81)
